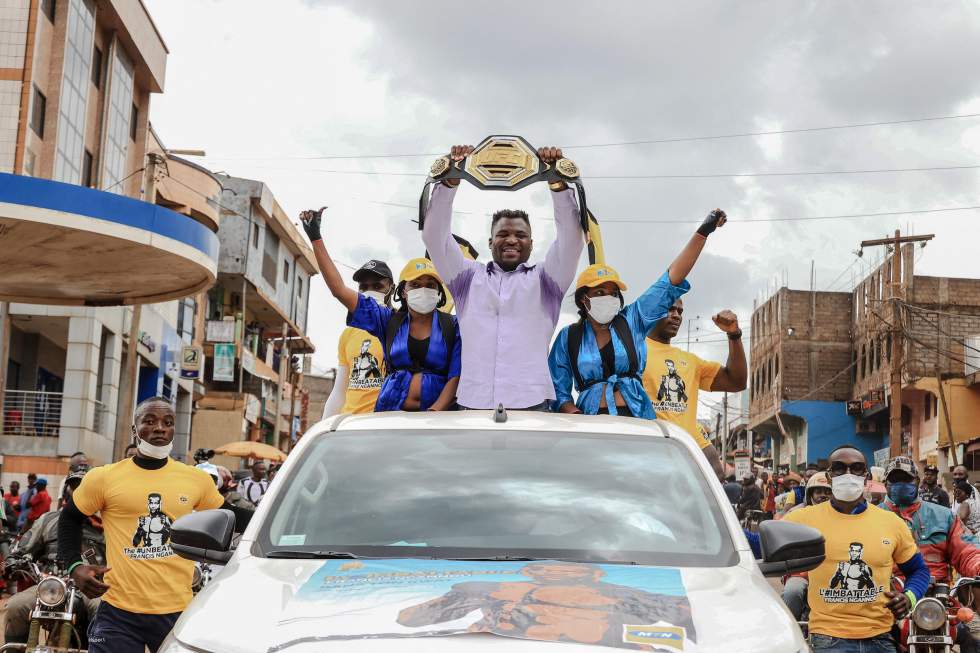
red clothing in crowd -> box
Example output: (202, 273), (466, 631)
(27, 488), (51, 521)
(764, 483), (776, 513)
(3, 492), (20, 515)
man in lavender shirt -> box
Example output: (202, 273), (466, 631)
(422, 144), (584, 410)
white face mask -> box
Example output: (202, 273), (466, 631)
(406, 287), (440, 314)
(831, 474), (865, 502)
(136, 436), (173, 460)
(362, 290), (388, 306)
(586, 295), (621, 324)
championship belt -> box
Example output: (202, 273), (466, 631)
(418, 135), (605, 265)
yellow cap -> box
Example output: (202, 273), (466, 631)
(575, 264), (627, 292)
(399, 258), (443, 284)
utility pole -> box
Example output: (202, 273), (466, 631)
(935, 365), (959, 467)
(859, 230), (934, 457)
(0, 301), (9, 437)
(274, 322), (288, 448)
(722, 392), (729, 468)
(686, 316), (700, 352)
(113, 154), (164, 461)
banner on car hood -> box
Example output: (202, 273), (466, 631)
(270, 558), (697, 652)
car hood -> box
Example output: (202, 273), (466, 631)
(169, 555), (804, 653)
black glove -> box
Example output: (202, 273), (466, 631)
(697, 209), (727, 237)
(299, 207), (326, 242)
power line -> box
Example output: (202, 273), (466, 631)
(199, 111), (980, 161)
(202, 162), (980, 181)
(102, 167), (146, 194)
(159, 172), (359, 271)
(600, 205), (980, 225)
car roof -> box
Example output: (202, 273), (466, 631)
(309, 410), (692, 439)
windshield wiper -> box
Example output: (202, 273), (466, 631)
(265, 550), (362, 559)
(448, 555), (545, 562)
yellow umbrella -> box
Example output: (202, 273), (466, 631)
(214, 440), (287, 462)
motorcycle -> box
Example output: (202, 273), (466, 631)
(192, 562), (214, 594)
(898, 578), (977, 653)
(0, 556), (88, 653)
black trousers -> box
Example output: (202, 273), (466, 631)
(88, 601), (180, 653)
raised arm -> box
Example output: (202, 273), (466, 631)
(422, 145), (478, 291)
(300, 208), (359, 313)
(709, 310), (747, 392)
(540, 147), (585, 292)
(667, 209), (727, 285)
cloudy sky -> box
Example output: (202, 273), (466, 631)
(144, 0), (980, 420)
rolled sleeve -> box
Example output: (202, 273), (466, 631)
(629, 270), (691, 335)
(542, 189), (585, 293)
(548, 328), (575, 409)
(347, 294), (393, 342)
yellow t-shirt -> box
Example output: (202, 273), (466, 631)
(643, 340), (720, 448)
(338, 327), (385, 414)
(783, 501), (918, 639)
(72, 458), (225, 614)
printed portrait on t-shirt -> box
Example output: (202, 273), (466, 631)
(350, 339), (383, 386)
(821, 542), (880, 603)
(125, 493), (176, 560)
(655, 359), (688, 411)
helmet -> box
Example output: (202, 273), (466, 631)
(196, 463), (220, 488)
(804, 471), (831, 505)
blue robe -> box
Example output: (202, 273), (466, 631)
(348, 294), (462, 411)
(549, 270), (689, 418)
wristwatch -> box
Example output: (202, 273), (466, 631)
(728, 329), (743, 340)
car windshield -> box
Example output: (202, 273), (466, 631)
(257, 429), (736, 567)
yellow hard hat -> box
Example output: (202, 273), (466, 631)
(399, 258), (443, 285)
(575, 264), (627, 292)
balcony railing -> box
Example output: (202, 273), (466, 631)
(2, 390), (63, 437)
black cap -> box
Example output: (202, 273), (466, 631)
(352, 260), (393, 283)
(924, 464), (939, 473)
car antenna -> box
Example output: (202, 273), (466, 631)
(494, 403), (507, 423)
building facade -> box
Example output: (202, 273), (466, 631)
(0, 1), (223, 492)
(749, 246), (980, 472)
(190, 175), (316, 470)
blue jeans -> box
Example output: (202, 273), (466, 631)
(88, 601), (181, 653)
(810, 633), (896, 652)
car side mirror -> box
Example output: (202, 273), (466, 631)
(171, 509), (234, 565)
(757, 520), (825, 577)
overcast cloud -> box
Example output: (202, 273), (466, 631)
(145, 0), (980, 418)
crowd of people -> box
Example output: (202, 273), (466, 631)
(732, 452), (980, 652)
(2, 144), (975, 653)
(307, 144), (747, 481)
(0, 398), (272, 652)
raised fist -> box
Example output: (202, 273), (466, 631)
(299, 206), (326, 242)
(712, 310), (740, 334)
(697, 209), (727, 237)
(537, 146), (563, 163)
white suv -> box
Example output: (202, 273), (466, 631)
(160, 411), (821, 653)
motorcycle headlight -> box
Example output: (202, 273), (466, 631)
(37, 576), (67, 607)
(912, 597), (947, 631)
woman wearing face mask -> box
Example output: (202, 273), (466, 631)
(954, 479), (980, 535)
(301, 208), (461, 411)
(548, 210), (727, 417)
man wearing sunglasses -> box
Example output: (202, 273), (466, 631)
(881, 456), (980, 652)
(784, 445), (930, 652)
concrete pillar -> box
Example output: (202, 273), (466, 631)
(173, 389), (192, 463)
(772, 433), (782, 472)
(98, 331), (122, 461)
(59, 317), (108, 462)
